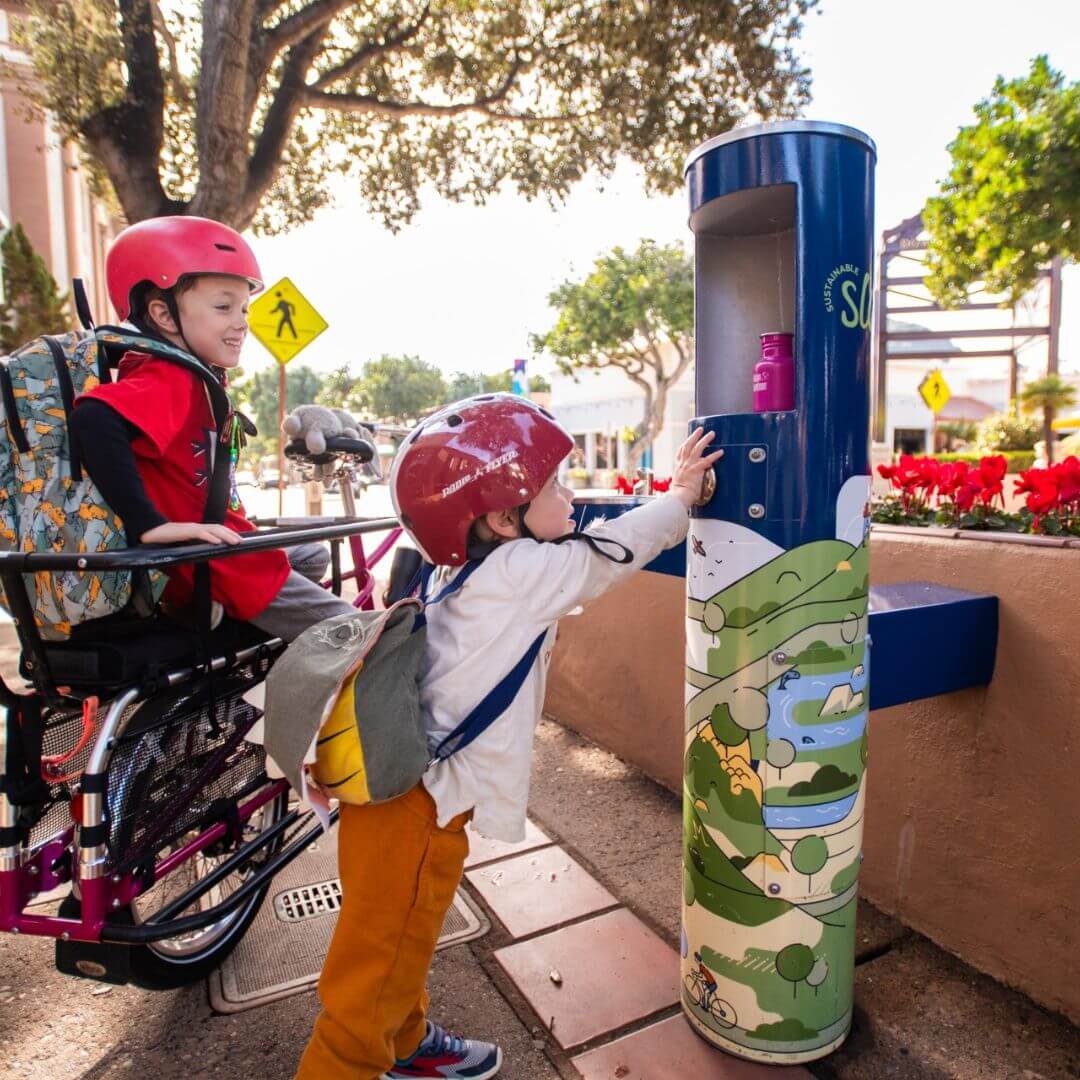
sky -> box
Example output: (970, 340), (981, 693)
(246, 0), (1080, 383)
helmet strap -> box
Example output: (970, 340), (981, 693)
(467, 506), (633, 566)
(548, 531), (634, 564)
(517, 504), (536, 541)
(520, 504), (634, 564)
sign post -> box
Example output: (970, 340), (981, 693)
(247, 277), (329, 514)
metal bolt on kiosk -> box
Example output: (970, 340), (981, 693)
(681, 121), (875, 1063)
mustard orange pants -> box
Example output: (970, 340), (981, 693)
(295, 785), (470, 1079)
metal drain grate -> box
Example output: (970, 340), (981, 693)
(274, 879), (342, 922)
(209, 824), (489, 1014)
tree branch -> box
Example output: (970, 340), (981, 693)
(311, 4), (432, 91)
(149, 0), (181, 86)
(664, 335), (693, 389)
(263, 0), (354, 55)
(300, 55), (589, 124)
(193, 0), (258, 220)
(78, 0), (175, 219)
(119, 0), (165, 123)
(241, 29), (327, 228)
(301, 86), (591, 125)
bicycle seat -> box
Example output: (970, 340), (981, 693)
(284, 435), (375, 467)
(25, 612), (273, 689)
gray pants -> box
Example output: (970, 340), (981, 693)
(251, 542), (355, 643)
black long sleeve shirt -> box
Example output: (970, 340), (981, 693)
(70, 399), (168, 543)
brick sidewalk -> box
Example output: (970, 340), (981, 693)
(1, 626), (1077, 1077)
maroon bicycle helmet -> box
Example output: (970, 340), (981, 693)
(390, 395), (574, 566)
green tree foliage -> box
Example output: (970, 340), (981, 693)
(1020, 375), (1077, 464)
(790, 834), (828, 891)
(532, 240), (693, 468)
(709, 703), (746, 748)
(445, 370), (550, 402)
(938, 420), (978, 451)
(924, 56), (1080, 304)
(787, 764), (857, 798)
(0, 224), (70, 350)
(316, 364), (366, 415)
(232, 364), (324, 459)
(10, 0), (816, 233)
(975, 408), (1041, 452)
(358, 354), (446, 424)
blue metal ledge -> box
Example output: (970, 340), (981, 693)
(572, 500), (999, 709)
(867, 582), (998, 709)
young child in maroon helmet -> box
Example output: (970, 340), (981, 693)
(70, 216), (353, 639)
(296, 394), (722, 1080)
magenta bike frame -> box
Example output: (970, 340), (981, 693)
(338, 527), (402, 609)
(0, 777), (288, 943)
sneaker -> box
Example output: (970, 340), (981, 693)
(383, 1021), (502, 1079)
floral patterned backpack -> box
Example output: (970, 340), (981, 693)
(0, 322), (232, 641)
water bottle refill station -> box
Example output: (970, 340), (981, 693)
(677, 121), (998, 1063)
(568, 121), (997, 1064)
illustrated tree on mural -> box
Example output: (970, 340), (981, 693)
(775, 943), (815, 999)
(532, 241), (694, 469)
(806, 956), (829, 996)
(766, 738), (797, 780)
(791, 834), (829, 893)
(9, 0), (816, 234)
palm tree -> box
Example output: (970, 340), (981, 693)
(1020, 376), (1078, 465)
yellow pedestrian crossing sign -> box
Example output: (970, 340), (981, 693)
(918, 369), (951, 415)
(248, 277), (328, 365)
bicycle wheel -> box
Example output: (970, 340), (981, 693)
(708, 996), (738, 1029)
(125, 789), (288, 989)
(682, 972), (706, 1008)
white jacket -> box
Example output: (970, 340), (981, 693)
(420, 494), (689, 841)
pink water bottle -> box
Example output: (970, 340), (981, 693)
(752, 331), (795, 412)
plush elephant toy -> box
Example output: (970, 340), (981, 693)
(282, 404), (364, 455)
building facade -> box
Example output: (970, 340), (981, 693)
(548, 349), (694, 484)
(0, 4), (119, 321)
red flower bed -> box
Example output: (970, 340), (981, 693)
(874, 454), (1080, 536)
(614, 474), (671, 495)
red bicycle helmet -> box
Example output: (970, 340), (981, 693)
(390, 394), (574, 566)
(106, 216), (263, 321)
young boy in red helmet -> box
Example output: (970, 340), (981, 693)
(295, 394), (722, 1080)
(70, 216), (353, 638)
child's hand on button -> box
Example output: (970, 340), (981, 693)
(670, 429), (724, 510)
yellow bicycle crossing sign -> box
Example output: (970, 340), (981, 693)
(248, 277), (328, 365)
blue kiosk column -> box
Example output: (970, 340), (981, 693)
(680, 122), (875, 1063)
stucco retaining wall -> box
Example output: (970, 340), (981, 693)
(544, 528), (1080, 1022)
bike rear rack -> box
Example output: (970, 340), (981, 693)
(1, 520), (402, 943)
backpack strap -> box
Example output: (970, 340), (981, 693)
(95, 328), (235, 632)
(71, 278), (95, 331)
(411, 559), (484, 632)
(428, 628), (548, 765)
(42, 336), (82, 480)
(408, 557), (549, 765)
(94, 328), (234, 525)
(0, 357), (29, 453)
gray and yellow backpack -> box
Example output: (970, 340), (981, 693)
(0, 317), (232, 640)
